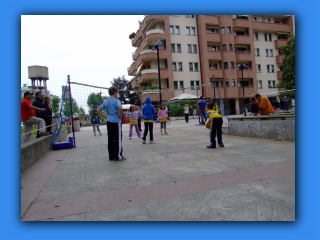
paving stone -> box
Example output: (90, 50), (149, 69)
(53, 213), (86, 221)
(37, 185), (65, 201)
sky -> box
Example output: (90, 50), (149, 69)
(21, 15), (144, 111)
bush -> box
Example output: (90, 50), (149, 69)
(129, 32), (136, 39)
(141, 86), (147, 90)
(169, 104), (184, 117)
(147, 44), (154, 49)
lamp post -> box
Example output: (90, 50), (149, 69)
(236, 63), (248, 116)
(152, 39), (164, 104)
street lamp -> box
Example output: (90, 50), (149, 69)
(152, 39), (164, 104)
(236, 63), (248, 116)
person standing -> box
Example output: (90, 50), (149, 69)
(21, 92), (49, 143)
(197, 97), (207, 125)
(184, 104), (189, 123)
(33, 92), (51, 137)
(125, 105), (141, 139)
(166, 105), (171, 124)
(283, 95), (290, 111)
(206, 102), (224, 149)
(255, 94), (274, 115)
(142, 96), (155, 144)
(136, 106), (143, 132)
(158, 104), (168, 135)
(91, 110), (102, 136)
(43, 96), (53, 134)
(98, 87), (126, 161)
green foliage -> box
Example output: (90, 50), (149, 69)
(87, 92), (108, 116)
(277, 35), (295, 99)
(129, 32), (136, 39)
(147, 44), (154, 49)
(79, 107), (86, 119)
(62, 97), (79, 117)
(169, 105), (185, 117)
(51, 97), (60, 116)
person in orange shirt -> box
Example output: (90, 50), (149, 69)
(255, 94), (274, 115)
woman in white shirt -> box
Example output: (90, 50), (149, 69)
(184, 104), (189, 123)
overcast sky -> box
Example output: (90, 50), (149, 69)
(21, 15), (144, 110)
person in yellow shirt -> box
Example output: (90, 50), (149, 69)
(254, 94), (274, 115)
(205, 102), (224, 149)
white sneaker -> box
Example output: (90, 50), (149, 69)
(150, 140), (155, 144)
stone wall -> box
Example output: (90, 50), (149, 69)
(228, 115), (295, 141)
(21, 129), (68, 172)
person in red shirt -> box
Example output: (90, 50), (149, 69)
(21, 92), (49, 143)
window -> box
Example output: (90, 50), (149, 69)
(211, 46), (219, 51)
(185, 15), (194, 18)
(191, 27), (196, 35)
(227, 27), (231, 34)
(189, 62), (199, 71)
(177, 44), (181, 53)
(224, 62), (228, 69)
(258, 80), (262, 89)
(170, 26), (174, 34)
(255, 48), (260, 56)
(222, 44), (227, 52)
(190, 81), (194, 89)
(175, 26), (180, 35)
(171, 44), (175, 52)
(253, 17), (257, 21)
(266, 49), (269, 57)
(193, 45), (197, 53)
(267, 65), (274, 73)
(267, 19), (271, 23)
(196, 81), (200, 89)
(188, 44), (192, 53)
(239, 81), (249, 87)
(262, 18), (267, 22)
(229, 44), (233, 51)
(190, 80), (200, 90)
(256, 64), (261, 73)
(270, 49), (273, 57)
(221, 27), (225, 34)
(186, 27), (190, 35)
(268, 80), (276, 88)
(267, 65), (270, 73)
(231, 62), (234, 69)
(180, 81), (184, 89)
(178, 62), (183, 71)
(232, 80), (236, 87)
(225, 80), (230, 87)
(271, 65), (274, 72)
(174, 81), (178, 90)
(265, 33), (272, 41)
(172, 62), (177, 71)
(254, 33), (259, 41)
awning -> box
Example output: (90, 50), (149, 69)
(237, 15), (248, 17)
(206, 25), (218, 29)
(207, 42), (220, 46)
(233, 28), (247, 32)
(276, 32), (290, 35)
(210, 78), (223, 81)
(235, 44), (249, 48)
(135, 63), (143, 76)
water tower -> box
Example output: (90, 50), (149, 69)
(28, 65), (49, 96)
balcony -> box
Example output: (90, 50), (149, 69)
(140, 49), (157, 61)
(208, 69), (223, 79)
(132, 49), (139, 61)
(238, 87), (255, 98)
(127, 62), (136, 76)
(206, 32), (220, 42)
(142, 15), (167, 32)
(235, 52), (253, 62)
(140, 68), (169, 82)
(146, 29), (164, 36)
(234, 35), (251, 45)
(131, 35), (142, 47)
(202, 15), (219, 25)
(131, 79), (139, 89)
(237, 69), (254, 79)
(275, 39), (288, 49)
(206, 49), (222, 60)
(276, 55), (284, 64)
(277, 71), (283, 80)
(252, 21), (291, 33)
(233, 18), (250, 28)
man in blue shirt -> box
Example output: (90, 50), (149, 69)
(98, 87), (126, 161)
(283, 95), (290, 111)
(197, 96), (207, 125)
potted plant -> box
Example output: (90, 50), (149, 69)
(129, 32), (136, 39)
(147, 44), (154, 49)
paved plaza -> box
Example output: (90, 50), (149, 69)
(21, 118), (295, 221)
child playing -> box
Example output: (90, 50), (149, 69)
(142, 96), (156, 144)
(136, 106), (142, 132)
(91, 110), (102, 136)
(158, 104), (168, 135)
(125, 105), (141, 139)
(205, 102), (224, 149)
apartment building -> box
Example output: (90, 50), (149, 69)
(128, 15), (294, 114)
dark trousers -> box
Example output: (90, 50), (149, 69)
(210, 118), (223, 147)
(107, 122), (123, 160)
(45, 116), (52, 132)
(138, 118), (142, 131)
(184, 113), (189, 123)
(143, 122), (153, 141)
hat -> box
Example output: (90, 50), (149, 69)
(24, 91), (33, 97)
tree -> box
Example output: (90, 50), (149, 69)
(51, 97), (60, 117)
(277, 35), (295, 99)
(62, 97), (79, 118)
(79, 107), (86, 119)
(110, 76), (133, 104)
(87, 92), (108, 116)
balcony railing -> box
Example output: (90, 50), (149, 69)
(146, 29), (164, 36)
